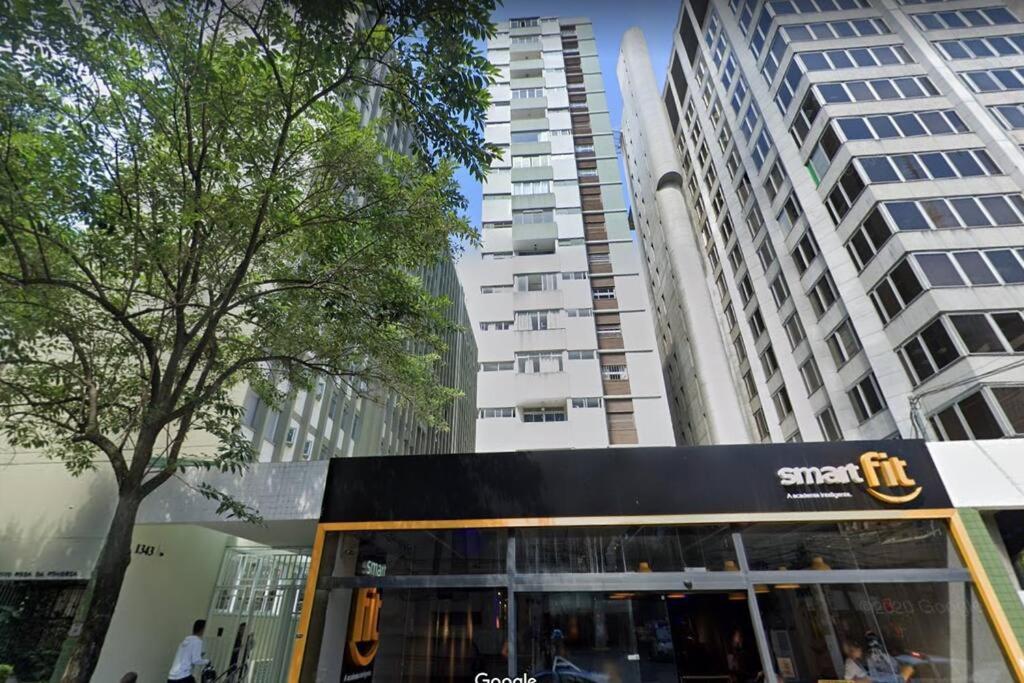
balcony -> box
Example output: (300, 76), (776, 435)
(512, 221), (557, 254)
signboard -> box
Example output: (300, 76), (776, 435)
(320, 440), (950, 524)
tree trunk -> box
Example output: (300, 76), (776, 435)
(59, 490), (142, 683)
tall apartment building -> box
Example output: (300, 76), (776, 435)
(618, 0), (1024, 445)
(459, 15), (674, 451)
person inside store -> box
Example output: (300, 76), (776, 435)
(841, 636), (913, 683)
(842, 639), (871, 682)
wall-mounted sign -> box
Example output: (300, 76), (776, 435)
(777, 451), (923, 505)
(340, 587), (382, 683)
(320, 440), (950, 524)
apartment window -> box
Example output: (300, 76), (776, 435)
(510, 18), (539, 28)
(991, 104), (1024, 130)
(912, 7), (1018, 31)
(792, 232), (819, 275)
(738, 274), (754, 306)
(773, 386), (794, 419)
(728, 246), (745, 274)
(479, 320), (513, 331)
(749, 308), (767, 339)
(562, 271), (588, 280)
(769, 275), (789, 309)
(825, 164), (867, 225)
(480, 361), (514, 372)
(817, 406), (843, 441)
(783, 313), (805, 349)
(900, 318), (962, 384)
(800, 358), (823, 395)
(522, 407), (567, 423)
(566, 308), (593, 317)
(751, 129), (774, 171)
(797, 45), (914, 73)
(743, 371), (757, 400)
(760, 345), (779, 378)
(764, 160), (786, 203)
(284, 426), (297, 446)
(791, 89), (823, 145)
(724, 302), (738, 331)
(567, 350), (596, 360)
(512, 87), (544, 99)
(808, 272), (839, 318)
(512, 180), (553, 195)
(720, 216), (735, 244)
(756, 239), (776, 272)
(511, 131), (548, 143)
(731, 75), (749, 114)
(480, 284), (513, 294)
(815, 76), (939, 104)
(846, 208), (895, 271)
(937, 35), (1024, 60)
(516, 309), (559, 331)
(858, 149), (1000, 184)
(873, 258), (925, 323)
(745, 204), (766, 238)
(914, 248), (1024, 287)
(592, 287), (616, 300)
(964, 67), (1024, 93)
(930, 389), (1010, 440)
(515, 272), (558, 292)
(571, 398), (602, 408)
(952, 311), (1024, 354)
(512, 154), (550, 168)
(302, 438), (314, 459)
(726, 147), (743, 178)
(776, 193), (802, 233)
(753, 408), (770, 440)
(878, 194), (1024, 233)
(516, 351), (563, 374)
(827, 319), (862, 367)
(780, 18), (891, 43)
(482, 251), (513, 260)
(602, 364), (629, 381)
(849, 373), (887, 422)
(835, 110), (968, 143)
(733, 335), (749, 366)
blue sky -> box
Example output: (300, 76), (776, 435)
(455, 1), (680, 231)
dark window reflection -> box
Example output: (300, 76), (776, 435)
(741, 520), (958, 571)
(350, 529), (507, 575)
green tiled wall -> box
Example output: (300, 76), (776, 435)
(960, 508), (1024, 644)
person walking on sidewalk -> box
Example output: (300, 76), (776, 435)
(168, 619), (210, 683)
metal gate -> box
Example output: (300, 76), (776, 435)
(205, 548), (311, 683)
(0, 580), (85, 682)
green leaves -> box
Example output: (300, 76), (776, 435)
(0, 0), (493, 505)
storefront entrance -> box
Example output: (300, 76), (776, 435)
(519, 591), (758, 683)
(288, 442), (1024, 681)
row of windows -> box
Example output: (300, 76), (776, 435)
(510, 129), (572, 143)
(796, 44), (914, 73)
(856, 148), (1000, 185)
(900, 311), (1024, 385)
(512, 180), (552, 195)
(964, 68), (1024, 93)
(911, 6), (1018, 31)
(846, 193), (1024, 271)
(784, 76), (938, 133)
(512, 87), (545, 99)
(914, 248), (1024, 288)
(936, 34), (1024, 60)
(762, 17), (893, 84)
(769, 0), (870, 16)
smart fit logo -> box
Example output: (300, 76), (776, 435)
(859, 451), (922, 504)
(777, 451), (922, 505)
(346, 587), (382, 666)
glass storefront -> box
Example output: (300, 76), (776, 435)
(295, 519), (1015, 682)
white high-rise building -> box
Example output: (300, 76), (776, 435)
(459, 15), (674, 451)
(619, 1), (1024, 445)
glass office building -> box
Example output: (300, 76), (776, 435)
(289, 443), (1021, 682)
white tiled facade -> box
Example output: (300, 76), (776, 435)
(619, 0), (1024, 445)
(459, 16), (674, 451)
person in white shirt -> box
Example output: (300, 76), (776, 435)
(167, 619), (209, 683)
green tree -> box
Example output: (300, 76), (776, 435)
(0, 1), (497, 680)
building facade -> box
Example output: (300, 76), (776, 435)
(618, 0), (1024, 445)
(459, 15), (674, 452)
(0, 257), (476, 683)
